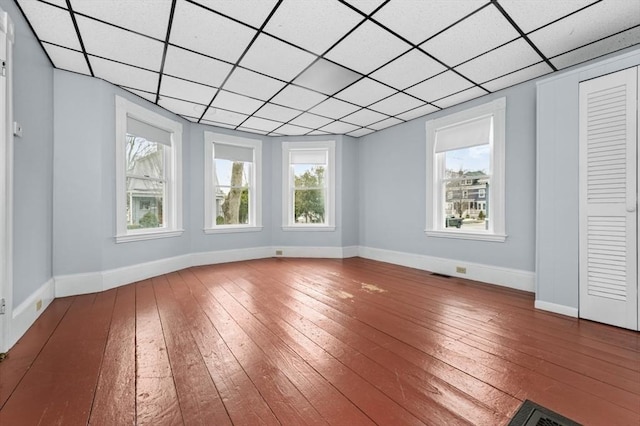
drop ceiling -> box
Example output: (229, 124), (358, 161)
(16, 0), (640, 137)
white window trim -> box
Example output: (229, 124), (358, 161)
(204, 132), (262, 233)
(115, 96), (183, 243)
(282, 140), (336, 231)
(425, 98), (506, 242)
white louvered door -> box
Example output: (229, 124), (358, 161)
(579, 67), (638, 330)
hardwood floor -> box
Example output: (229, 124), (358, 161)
(1, 257), (638, 425)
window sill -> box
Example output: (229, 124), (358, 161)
(204, 226), (263, 234)
(424, 229), (506, 242)
(116, 229), (184, 243)
(282, 225), (336, 232)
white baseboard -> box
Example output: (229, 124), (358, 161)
(191, 247), (272, 266)
(9, 278), (55, 349)
(358, 245), (535, 293)
(342, 245), (359, 258)
(534, 300), (579, 317)
(273, 245), (352, 258)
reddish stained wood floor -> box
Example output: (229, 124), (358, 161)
(1, 258), (639, 425)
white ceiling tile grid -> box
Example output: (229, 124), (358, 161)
(16, 0), (640, 136)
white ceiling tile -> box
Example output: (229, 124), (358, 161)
(70, 0), (172, 40)
(159, 75), (217, 106)
(76, 16), (164, 71)
(180, 115), (201, 123)
(203, 108), (248, 125)
(370, 49), (447, 90)
(265, 0), (363, 55)
(368, 117), (402, 131)
(347, 128), (375, 137)
(274, 124), (311, 135)
(237, 127), (269, 135)
(455, 38), (542, 84)
(368, 93), (425, 116)
(271, 85), (327, 110)
(320, 121), (360, 134)
(163, 45), (233, 87)
(421, 5), (520, 67)
(191, 0), (278, 28)
(212, 90), (264, 115)
(158, 97), (207, 118)
(396, 104), (440, 121)
(170, 0), (256, 63)
(306, 130), (331, 136)
(551, 26), (640, 70)
(309, 98), (361, 119)
(90, 56), (159, 92)
(254, 103), (301, 122)
(529, 0), (640, 58)
(324, 20), (412, 75)
(42, 43), (90, 75)
(343, 0), (386, 15)
(224, 68), (286, 101)
(334, 77), (396, 107)
(432, 86), (487, 109)
(405, 71), (473, 103)
(373, 0), (486, 44)
(294, 59), (362, 95)
(499, 0), (597, 34)
(240, 33), (318, 81)
(289, 113), (334, 129)
(241, 117), (284, 132)
(17, 1), (81, 50)
(482, 62), (553, 92)
(124, 88), (157, 104)
(200, 119), (237, 129)
(41, 0), (68, 8)
(341, 108), (388, 126)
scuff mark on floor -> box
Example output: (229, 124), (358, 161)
(332, 289), (354, 299)
(360, 283), (387, 294)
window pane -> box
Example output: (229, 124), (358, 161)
(294, 188), (325, 224)
(126, 134), (164, 178)
(126, 177), (164, 229)
(215, 159), (251, 187)
(215, 186), (249, 225)
(444, 144), (489, 177)
(294, 164), (325, 188)
(443, 179), (489, 231)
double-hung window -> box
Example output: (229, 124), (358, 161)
(282, 141), (335, 230)
(426, 98), (506, 241)
(115, 96), (183, 242)
(204, 132), (262, 233)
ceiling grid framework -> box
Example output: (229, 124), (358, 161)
(16, 0), (640, 137)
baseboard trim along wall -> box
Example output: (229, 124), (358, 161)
(10, 278), (55, 349)
(358, 246), (536, 293)
(534, 300), (579, 318)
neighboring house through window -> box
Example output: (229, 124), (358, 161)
(282, 140), (335, 230)
(115, 96), (183, 242)
(426, 97), (506, 241)
(204, 132), (262, 233)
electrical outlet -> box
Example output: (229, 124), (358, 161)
(36, 299), (42, 311)
(13, 121), (23, 138)
(275, 250), (283, 256)
(456, 266), (467, 274)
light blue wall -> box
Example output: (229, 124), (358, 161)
(53, 71), (192, 275)
(5, 0), (54, 307)
(358, 86), (537, 272)
(341, 135), (359, 247)
(536, 46), (640, 309)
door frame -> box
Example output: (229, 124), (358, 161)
(0, 7), (14, 353)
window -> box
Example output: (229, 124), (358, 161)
(115, 96), (183, 242)
(282, 141), (335, 230)
(426, 98), (506, 241)
(204, 132), (262, 233)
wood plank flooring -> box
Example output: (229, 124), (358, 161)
(1, 257), (638, 425)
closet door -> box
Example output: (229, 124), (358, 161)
(579, 67), (638, 330)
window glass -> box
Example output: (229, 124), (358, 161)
(214, 158), (252, 225)
(125, 135), (165, 229)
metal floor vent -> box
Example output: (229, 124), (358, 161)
(509, 400), (581, 426)
(430, 273), (451, 278)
